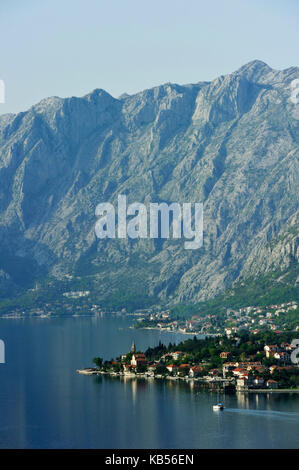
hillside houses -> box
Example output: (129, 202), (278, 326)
(92, 330), (299, 390)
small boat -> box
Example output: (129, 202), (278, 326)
(213, 403), (224, 411)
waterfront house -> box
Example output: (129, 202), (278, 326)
(131, 353), (147, 367)
(267, 379), (278, 389)
(253, 376), (265, 387)
(236, 376), (250, 390)
(166, 364), (178, 374)
(123, 364), (132, 374)
(177, 364), (190, 376)
(189, 366), (203, 378)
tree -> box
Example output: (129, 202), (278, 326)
(112, 362), (121, 372)
(155, 363), (167, 375)
(93, 357), (103, 369)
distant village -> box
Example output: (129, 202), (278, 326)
(134, 301), (299, 336)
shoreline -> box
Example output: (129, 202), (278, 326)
(76, 370), (299, 393)
(132, 326), (220, 336)
(244, 388), (299, 393)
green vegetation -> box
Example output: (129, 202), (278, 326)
(170, 264), (299, 320)
(92, 330), (299, 389)
(0, 263), (298, 318)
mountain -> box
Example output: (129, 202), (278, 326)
(0, 60), (298, 308)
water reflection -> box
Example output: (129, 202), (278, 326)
(1, 316), (299, 449)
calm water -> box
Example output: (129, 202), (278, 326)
(0, 315), (299, 449)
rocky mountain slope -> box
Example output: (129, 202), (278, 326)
(0, 60), (298, 304)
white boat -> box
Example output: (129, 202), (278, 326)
(213, 403), (224, 411)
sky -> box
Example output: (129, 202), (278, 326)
(0, 0), (298, 115)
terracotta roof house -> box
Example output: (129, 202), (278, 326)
(267, 379), (278, 389)
(166, 364), (178, 373)
(131, 353), (147, 367)
(220, 352), (230, 359)
(189, 366), (203, 378)
(177, 364), (190, 376)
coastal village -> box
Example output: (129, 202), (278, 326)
(134, 301), (299, 336)
(79, 324), (299, 392)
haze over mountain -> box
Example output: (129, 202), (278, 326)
(0, 60), (298, 306)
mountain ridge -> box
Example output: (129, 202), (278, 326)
(0, 60), (298, 306)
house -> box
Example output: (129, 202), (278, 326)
(131, 353), (147, 367)
(166, 364), (178, 374)
(269, 365), (278, 374)
(222, 362), (237, 373)
(233, 368), (247, 377)
(281, 343), (292, 351)
(236, 361), (262, 368)
(267, 379), (278, 389)
(171, 351), (183, 361)
(236, 376), (251, 390)
(246, 363), (265, 372)
(177, 364), (190, 376)
(220, 352), (230, 359)
(264, 345), (279, 358)
(222, 362), (237, 378)
(123, 364), (133, 374)
(273, 351), (290, 363)
(253, 376), (265, 387)
(270, 365), (296, 374)
(147, 363), (157, 375)
(189, 366), (203, 378)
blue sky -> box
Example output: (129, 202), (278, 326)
(0, 0), (298, 114)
